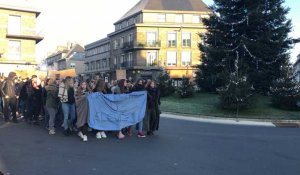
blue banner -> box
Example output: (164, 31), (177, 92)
(87, 91), (147, 131)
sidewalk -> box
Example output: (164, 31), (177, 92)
(161, 112), (300, 128)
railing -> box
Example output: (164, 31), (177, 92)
(136, 41), (161, 48)
(7, 28), (40, 37)
(122, 42), (134, 50)
(122, 41), (161, 51)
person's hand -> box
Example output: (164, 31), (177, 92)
(5, 95), (9, 99)
(16, 96), (19, 99)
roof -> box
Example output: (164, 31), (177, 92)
(47, 50), (68, 59)
(65, 44), (85, 59)
(117, 0), (211, 23)
(0, 3), (41, 17)
(85, 37), (110, 50)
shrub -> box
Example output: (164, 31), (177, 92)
(157, 72), (175, 97)
(177, 78), (194, 98)
(270, 77), (300, 110)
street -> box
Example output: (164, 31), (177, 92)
(0, 117), (299, 175)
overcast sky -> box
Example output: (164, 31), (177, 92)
(1, 0), (299, 63)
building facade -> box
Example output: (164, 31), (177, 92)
(0, 4), (43, 77)
(84, 0), (211, 81)
(294, 54), (300, 83)
(45, 43), (85, 76)
(84, 38), (110, 79)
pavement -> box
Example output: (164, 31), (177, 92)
(0, 114), (300, 175)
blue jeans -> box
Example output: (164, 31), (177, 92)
(61, 103), (76, 130)
(136, 120), (143, 132)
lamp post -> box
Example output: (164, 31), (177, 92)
(186, 64), (189, 78)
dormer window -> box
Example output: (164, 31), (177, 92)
(192, 15), (201, 23)
(175, 14), (183, 23)
(158, 14), (166, 22)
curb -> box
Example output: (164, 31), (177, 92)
(162, 112), (300, 123)
(161, 112), (300, 127)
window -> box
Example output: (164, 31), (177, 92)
(147, 32), (157, 46)
(182, 51), (191, 66)
(167, 51), (177, 66)
(114, 40), (118, 49)
(128, 34), (133, 44)
(100, 60), (103, 68)
(120, 55), (125, 67)
(106, 58), (110, 67)
(8, 15), (21, 35)
(91, 61), (95, 70)
(158, 14), (166, 22)
(88, 62), (92, 71)
(120, 37), (124, 48)
(192, 15), (201, 23)
(103, 59), (107, 68)
(128, 52), (133, 67)
(85, 63), (89, 71)
(8, 40), (21, 60)
(122, 21), (127, 28)
(168, 32), (176, 47)
(114, 57), (117, 66)
(175, 14), (183, 23)
(70, 63), (76, 68)
(147, 51), (157, 66)
(182, 32), (191, 47)
(96, 60), (100, 69)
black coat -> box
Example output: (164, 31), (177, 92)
(0, 79), (16, 98)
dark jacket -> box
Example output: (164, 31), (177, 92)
(15, 82), (23, 97)
(41, 87), (47, 106)
(1, 79), (16, 98)
(132, 84), (145, 92)
(147, 87), (160, 109)
(45, 84), (59, 108)
(0, 81), (3, 97)
(20, 81), (30, 101)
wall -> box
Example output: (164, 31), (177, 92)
(0, 8), (37, 63)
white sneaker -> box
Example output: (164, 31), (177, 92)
(83, 135), (88, 142)
(49, 129), (55, 135)
(78, 131), (84, 139)
(96, 132), (102, 139)
(100, 131), (107, 139)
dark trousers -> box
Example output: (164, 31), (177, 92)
(78, 125), (88, 135)
(148, 108), (159, 132)
(25, 99), (41, 121)
(0, 97), (3, 114)
(3, 97), (17, 120)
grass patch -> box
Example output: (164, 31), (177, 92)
(161, 93), (300, 120)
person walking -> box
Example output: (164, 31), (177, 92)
(76, 81), (91, 142)
(113, 79), (128, 139)
(92, 79), (108, 140)
(45, 78), (59, 135)
(130, 78), (146, 138)
(0, 72), (18, 123)
(58, 76), (76, 136)
(26, 75), (42, 125)
(145, 80), (160, 135)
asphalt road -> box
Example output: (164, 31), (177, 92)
(0, 117), (299, 175)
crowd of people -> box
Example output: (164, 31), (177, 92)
(0, 72), (161, 142)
